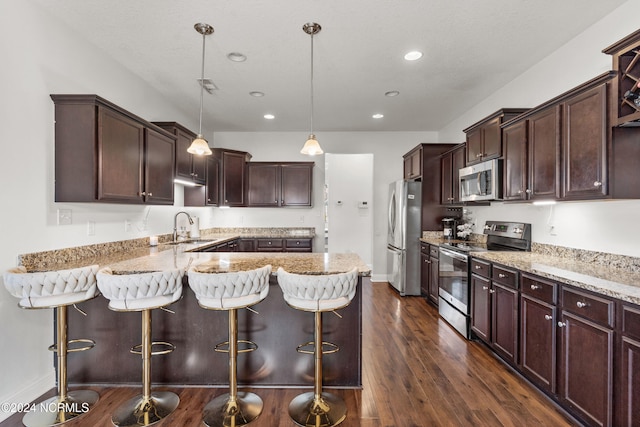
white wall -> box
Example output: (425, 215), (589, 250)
(438, 0), (640, 257)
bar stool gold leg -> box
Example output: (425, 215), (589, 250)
(203, 308), (263, 427)
(22, 305), (99, 427)
(289, 311), (346, 427)
(112, 309), (179, 427)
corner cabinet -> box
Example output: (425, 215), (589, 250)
(153, 122), (206, 185)
(246, 162), (314, 207)
(51, 94), (175, 205)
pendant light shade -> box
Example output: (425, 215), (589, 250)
(300, 22), (324, 156)
(188, 23), (214, 156)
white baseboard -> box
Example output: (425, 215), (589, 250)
(0, 372), (54, 422)
(369, 274), (388, 283)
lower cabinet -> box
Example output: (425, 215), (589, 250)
(420, 243), (439, 305)
(621, 305), (640, 426)
(235, 238), (313, 253)
(428, 249), (439, 306)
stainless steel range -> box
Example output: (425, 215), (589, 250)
(438, 221), (531, 338)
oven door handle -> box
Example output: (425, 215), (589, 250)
(439, 247), (468, 262)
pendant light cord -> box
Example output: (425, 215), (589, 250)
(198, 31), (206, 135)
(310, 31), (314, 135)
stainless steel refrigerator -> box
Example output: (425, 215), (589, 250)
(386, 180), (422, 296)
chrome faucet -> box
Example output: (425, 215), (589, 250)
(173, 211), (194, 242)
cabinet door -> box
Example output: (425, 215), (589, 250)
(440, 153), (454, 204)
(559, 311), (614, 427)
(281, 164), (313, 207)
(466, 128), (483, 165)
(205, 156), (219, 206)
(562, 83), (608, 199)
(529, 106), (561, 200)
(492, 283), (518, 364)
(144, 128), (175, 205)
(481, 117), (502, 160)
(520, 295), (556, 394)
(429, 256), (439, 306)
(97, 107), (145, 203)
(174, 127), (194, 180)
(621, 336), (640, 426)
(191, 153), (207, 185)
(403, 155), (413, 180)
(247, 163), (279, 207)
(502, 120), (528, 201)
(420, 252), (430, 297)
(451, 146), (465, 202)
(470, 274), (491, 343)
(221, 151), (247, 206)
(237, 239), (256, 252)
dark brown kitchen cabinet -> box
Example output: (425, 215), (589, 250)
(502, 106), (561, 201)
(420, 243), (439, 305)
(184, 154), (220, 207)
(219, 149), (251, 207)
(520, 274), (558, 394)
(153, 122), (206, 185)
(603, 29), (640, 126)
(51, 94), (175, 205)
(235, 238), (313, 253)
(471, 260), (519, 365)
(463, 109), (528, 166)
(440, 143), (465, 204)
(428, 246), (439, 306)
(236, 238), (256, 252)
(621, 305), (640, 426)
(403, 146), (422, 180)
(561, 82), (609, 200)
(246, 162), (314, 207)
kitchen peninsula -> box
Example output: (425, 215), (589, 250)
(17, 231), (370, 389)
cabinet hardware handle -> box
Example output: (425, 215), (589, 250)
(482, 286), (489, 291)
(593, 181), (602, 187)
(517, 190), (523, 194)
(557, 321), (566, 328)
(207, 198), (211, 202)
(498, 273), (507, 278)
(544, 315), (552, 321)
(476, 153), (483, 158)
(525, 189), (532, 194)
(475, 265), (482, 269)
(530, 284), (540, 290)
(489, 289), (496, 294)
(576, 301), (588, 308)
(140, 191), (146, 196)
(148, 192), (152, 197)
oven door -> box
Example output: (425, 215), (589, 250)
(438, 247), (469, 313)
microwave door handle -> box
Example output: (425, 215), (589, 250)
(477, 172), (483, 195)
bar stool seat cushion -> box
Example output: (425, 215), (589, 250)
(96, 267), (184, 311)
(188, 265), (271, 309)
(276, 267), (358, 312)
(3, 265), (98, 308)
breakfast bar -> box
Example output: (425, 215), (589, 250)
(46, 245), (370, 389)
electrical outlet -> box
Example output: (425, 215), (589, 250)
(57, 209), (72, 225)
(124, 220), (132, 232)
(87, 221), (96, 236)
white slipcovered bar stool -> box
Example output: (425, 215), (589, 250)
(187, 264), (271, 427)
(96, 267), (184, 427)
(3, 265), (100, 427)
(276, 267), (358, 427)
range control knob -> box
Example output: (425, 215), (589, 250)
(513, 227), (523, 234)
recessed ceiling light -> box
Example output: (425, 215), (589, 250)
(249, 91), (265, 97)
(227, 52), (247, 62)
(372, 113), (384, 119)
(385, 90), (400, 97)
(404, 51), (423, 61)
(264, 114), (275, 120)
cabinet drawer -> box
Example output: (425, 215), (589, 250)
(285, 239), (311, 249)
(470, 258), (491, 278)
(521, 274), (557, 305)
(256, 238), (284, 250)
(429, 246), (439, 257)
(492, 265), (518, 288)
(561, 287), (615, 328)
(623, 305), (640, 341)
(420, 242), (429, 254)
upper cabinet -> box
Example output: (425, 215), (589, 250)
(403, 145), (422, 180)
(463, 109), (528, 165)
(51, 94), (175, 205)
(153, 122), (206, 185)
(246, 162), (314, 207)
(440, 143), (465, 205)
(603, 29), (640, 126)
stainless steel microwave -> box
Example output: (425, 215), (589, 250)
(459, 159), (502, 202)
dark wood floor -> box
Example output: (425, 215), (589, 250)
(1, 280), (578, 426)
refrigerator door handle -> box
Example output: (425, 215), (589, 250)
(388, 189), (396, 240)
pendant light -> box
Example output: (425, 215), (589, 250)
(187, 23), (214, 156)
(300, 22), (324, 156)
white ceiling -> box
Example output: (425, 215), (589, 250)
(31, 0), (626, 132)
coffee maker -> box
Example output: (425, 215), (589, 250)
(442, 218), (458, 240)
